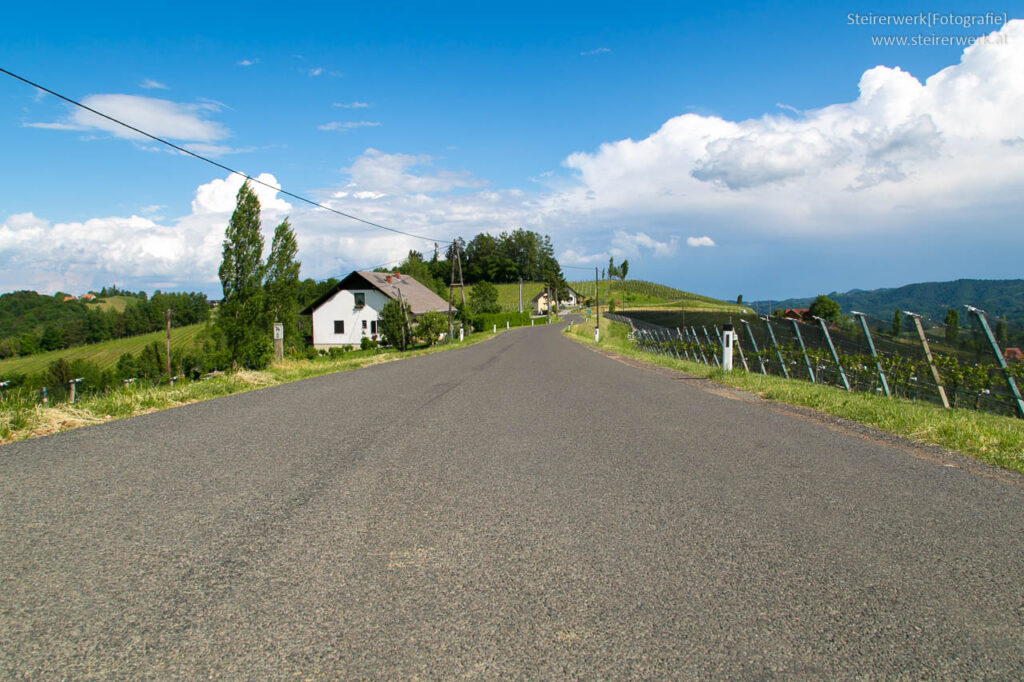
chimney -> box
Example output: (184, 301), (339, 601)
(394, 272), (401, 279)
(385, 276), (393, 283)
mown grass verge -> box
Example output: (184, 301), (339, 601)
(0, 330), (498, 445)
(565, 316), (1024, 474)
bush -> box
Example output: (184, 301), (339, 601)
(470, 311), (531, 332)
(360, 336), (379, 350)
(414, 311), (447, 346)
(328, 347), (346, 358)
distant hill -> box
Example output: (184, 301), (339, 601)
(754, 279), (1024, 325)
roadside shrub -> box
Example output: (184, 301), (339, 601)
(470, 311), (531, 332)
(414, 311), (447, 346)
(360, 337), (379, 350)
(328, 347), (346, 358)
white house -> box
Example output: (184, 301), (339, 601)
(301, 271), (450, 348)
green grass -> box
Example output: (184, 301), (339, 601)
(493, 281), (547, 312)
(0, 327), (502, 444)
(565, 316), (1024, 474)
(569, 279), (748, 312)
(0, 324), (207, 376)
(86, 295), (137, 313)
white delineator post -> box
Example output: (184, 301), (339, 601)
(459, 326), (464, 342)
(721, 324), (736, 371)
(595, 326), (600, 343)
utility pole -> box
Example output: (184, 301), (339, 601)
(447, 239), (457, 341)
(397, 289), (409, 350)
(165, 309), (172, 379)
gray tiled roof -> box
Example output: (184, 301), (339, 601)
(354, 271), (450, 315)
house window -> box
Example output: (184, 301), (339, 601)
(362, 320), (368, 330)
(371, 320), (378, 335)
(334, 320), (344, 334)
(354, 292), (365, 309)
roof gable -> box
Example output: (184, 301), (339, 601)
(301, 271), (449, 315)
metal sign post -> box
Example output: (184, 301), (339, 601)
(273, 322), (284, 361)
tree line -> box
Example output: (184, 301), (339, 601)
(0, 290), (210, 359)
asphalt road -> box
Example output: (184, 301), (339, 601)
(2, 322), (1024, 678)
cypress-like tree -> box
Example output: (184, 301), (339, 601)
(891, 310), (902, 337)
(218, 181), (270, 369)
(944, 308), (959, 346)
(264, 218), (301, 349)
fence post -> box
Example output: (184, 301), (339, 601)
(763, 317), (790, 379)
(68, 377), (83, 404)
(741, 319), (767, 374)
(701, 326), (721, 367)
(676, 328), (692, 362)
(691, 326), (709, 365)
(967, 305), (1024, 419)
(733, 328), (750, 372)
(721, 324), (735, 371)
(851, 311), (890, 397)
(814, 317), (851, 391)
(905, 311), (949, 408)
(789, 318), (815, 383)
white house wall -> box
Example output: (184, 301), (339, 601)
(312, 288), (391, 347)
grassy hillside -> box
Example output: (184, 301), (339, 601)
(756, 279), (1024, 325)
(86, 295), (137, 313)
(570, 279), (749, 312)
(494, 281), (547, 311)
(0, 324), (207, 376)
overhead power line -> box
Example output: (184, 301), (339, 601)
(0, 66), (446, 244)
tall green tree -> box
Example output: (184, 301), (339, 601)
(469, 281), (501, 314)
(944, 308), (959, 346)
(809, 295), (840, 322)
(264, 218), (301, 349)
(379, 299), (411, 350)
(892, 310), (902, 336)
(218, 181), (270, 369)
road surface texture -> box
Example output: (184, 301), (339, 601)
(3, 322), (1024, 678)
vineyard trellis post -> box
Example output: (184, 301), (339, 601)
(701, 326), (720, 367)
(690, 326), (709, 365)
(904, 311), (950, 409)
(741, 319), (766, 374)
(815, 316), (851, 391)
(676, 328), (691, 362)
(851, 311), (890, 397)
(732, 326), (749, 372)
(967, 305), (1024, 419)
(789, 318), (815, 383)
(763, 317), (789, 379)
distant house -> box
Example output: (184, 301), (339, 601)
(531, 286), (580, 315)
(62, 295), (77, 302)
(301, 271), (449, 348)
(783, 308), (813, 322)
(1005, 347), (1023, 363)
(80, 293), (96, 301)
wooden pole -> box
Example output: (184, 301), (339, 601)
(165, 309), (172, 379)
(906, 311), (950, 408)
(447, 240), (457, 341)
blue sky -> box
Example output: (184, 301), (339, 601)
(1, 1), (1022, 300)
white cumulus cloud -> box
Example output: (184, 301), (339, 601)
(318, 121), (381, 131)
(686, 236), (716, 248)
(26, 94), (229, 144)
